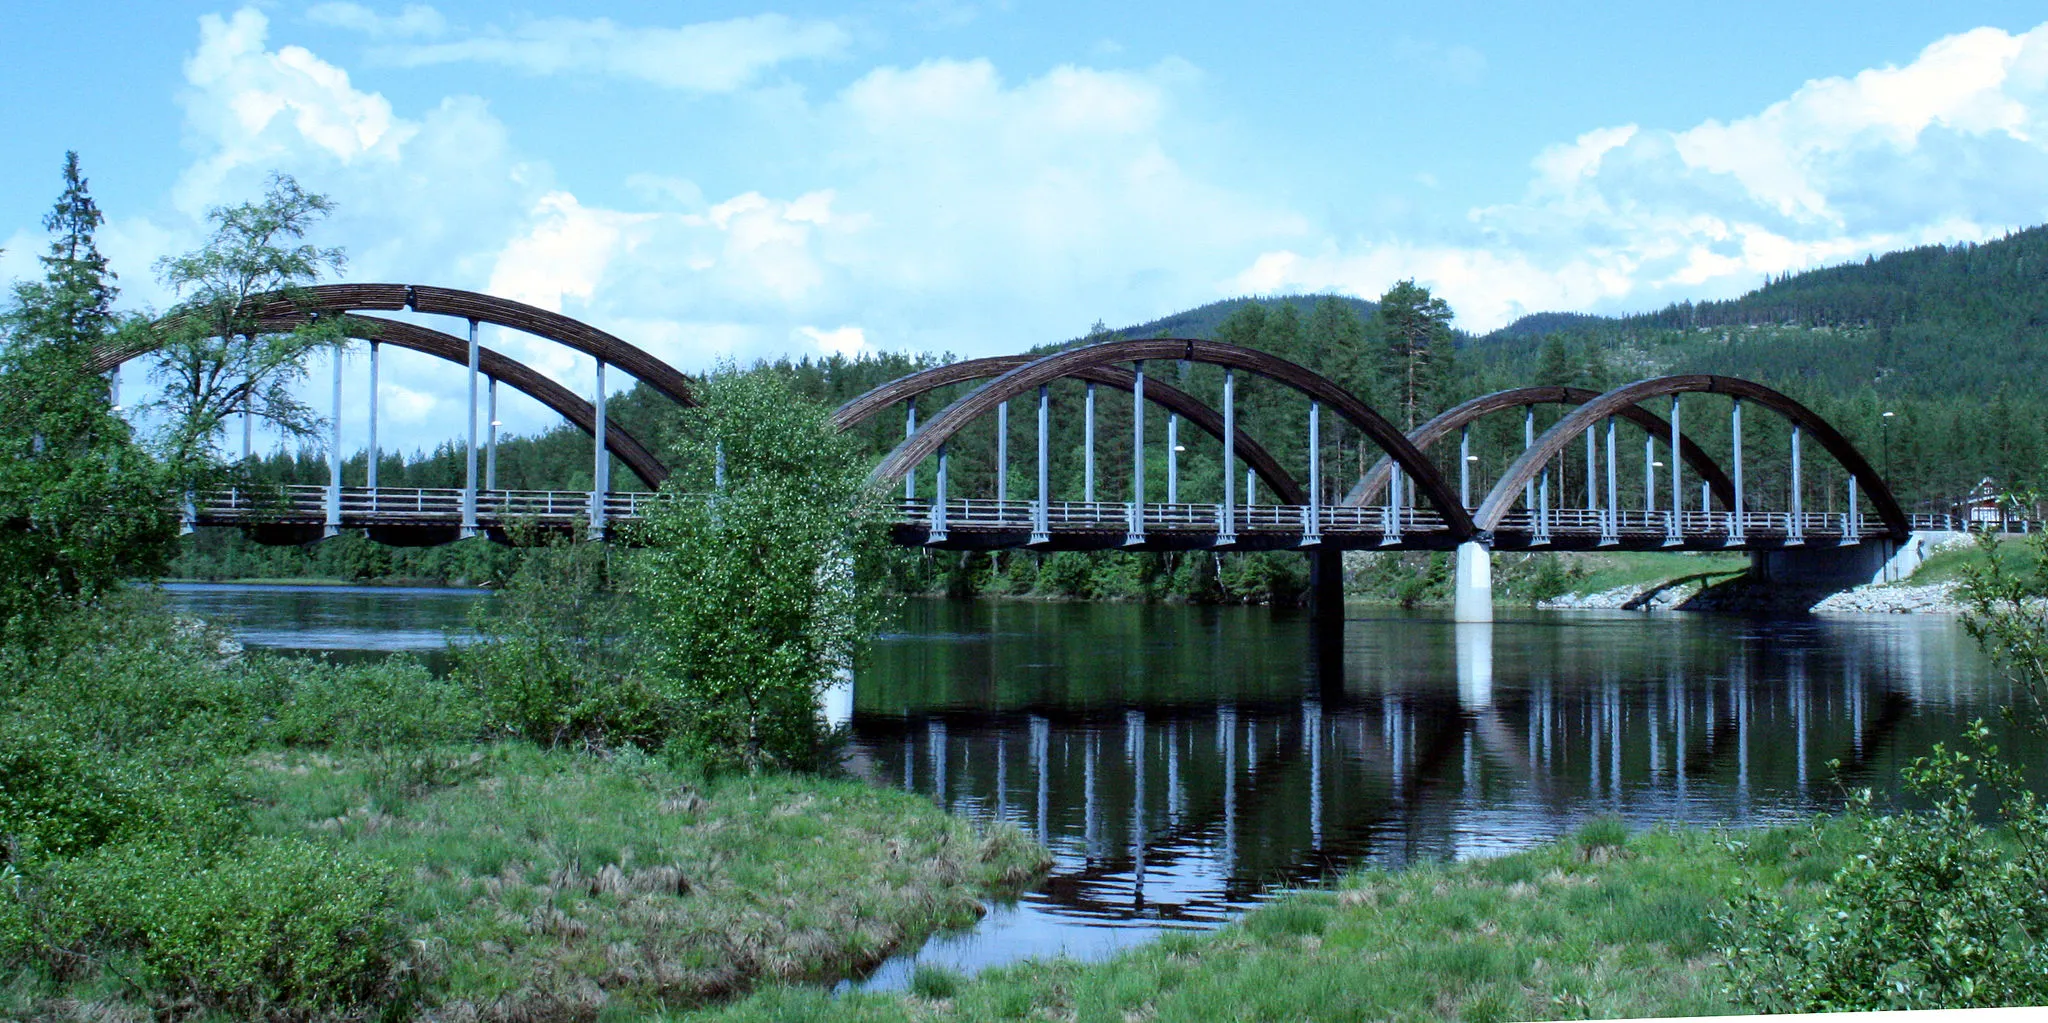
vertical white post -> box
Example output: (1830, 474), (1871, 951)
(325, 344), (342, 538)
(1218, 368), (1236, 544)
(1166, 414), (1179, 504)
(590, 360), (608, 539)
(1033, 384), (1050, 544)
(904, 402), (917, 501)
(1084, 380), (1096, 504)
(1667, 395), (1682, 543)
(1459, 425), (1471, 509)
(1847, 477), (1860, 542)
(242, 378), (253, 464)
(931, 444), (949, 543)
(1129, 362), (1146, 545)
(463, 318), (479, 538)
(485, 377), (498, 492)
(366, 342), (379, 490)
(1789, 424), (1804, 541)
(1730, 397), (1745, 542)
(1304, 401), (1321, 543)
(997, 400), (1009, 504)
(1585, 425), (1597, 511)
(1523, 406), (1536, 512)
(1604, 416), (1618, 543)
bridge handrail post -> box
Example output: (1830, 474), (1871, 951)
(928, 445), (949, 544)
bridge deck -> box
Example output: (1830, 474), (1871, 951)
(192, 486), (1952, 552)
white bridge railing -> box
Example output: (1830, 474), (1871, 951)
(193, 486), (1935, 547)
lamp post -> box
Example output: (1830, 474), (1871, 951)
(1881, 410), (1896, 486)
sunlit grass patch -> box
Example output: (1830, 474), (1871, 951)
(249, 743), (1049, 1020)
(686, 821), (1859, 1023)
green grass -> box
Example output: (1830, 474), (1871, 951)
(243, 743), (1050, 1021)
(1556, 551), (1750, 597)
(1904, 539), (2045, 586)
(682, 819), (1858, 1023)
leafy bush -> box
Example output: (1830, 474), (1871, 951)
(458, 534), (670, 750)
(0, 728), (244, 865)
(5, 837), (403, 1016)
(269, 654), (483, 750)
(1719, 733), (2048, 1010)
(1720, 534), (2048, 1011)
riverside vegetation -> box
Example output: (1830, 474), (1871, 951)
(0, 159), (1047, 1021)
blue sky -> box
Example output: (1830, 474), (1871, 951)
(7, 2), (2048, 452)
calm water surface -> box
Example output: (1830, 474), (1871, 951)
(156, 583), (2005, 988)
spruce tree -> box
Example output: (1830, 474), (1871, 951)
(1373, 279), (1455, 429)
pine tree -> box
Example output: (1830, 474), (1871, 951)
(0, 154), (180, 629)
(1373, 279), (1455, 429)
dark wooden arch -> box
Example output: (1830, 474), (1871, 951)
(1345, 385), (1736, 510)
(1474, 376), (1909, 538)
(92, 313), (670, 489)
(96, 283), (698, 407)
(834, 356), (1308, 504)
(871, 339), (1477, 538)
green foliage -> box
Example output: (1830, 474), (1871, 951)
(1719, 733), (2048, 1011)
(1721, 534), (2048, 1011)
(0, 154), (180, 633)
(631, 370), (894, 770)
(1373, 279), (1457, 430)
(269, 654), (484, 750)
(457, 534), (667, 750)
(146, 172), (350, 462)
(6, 837), (401, 1016)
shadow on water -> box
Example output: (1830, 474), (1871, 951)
(844, 599), (2007, 989)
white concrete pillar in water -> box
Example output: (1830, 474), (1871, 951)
(821, 665), (853, 729)
(1456, 621), (1494, 710)
(1453, 541), (1493, 623)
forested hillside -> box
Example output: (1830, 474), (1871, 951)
(1474, 227), (2048, 508)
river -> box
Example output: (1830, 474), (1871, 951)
(157, 583), (2005, 989)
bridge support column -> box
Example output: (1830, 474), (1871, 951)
(366, 342), (378, 490)
(1454, 541), (1493, 623)
(1031, 384), (1050, 545)
(1126, 362), (1146, 546)
(1216, 369), (1237, 546)
(325, 343), (342, 539)
(590, 359), (608, 541)
(462, 318), (479, 539)
(486, 377), (499, 491)
(1309, 547), (1345, 698)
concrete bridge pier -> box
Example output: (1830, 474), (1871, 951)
(1309, 549), (1346, 696)
(1748, 531), (1952, 588)
(1454, 541), (1493, 623)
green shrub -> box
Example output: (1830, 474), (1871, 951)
(0, 726), (246, 864)
(1719, 734), (2048, 1011)
(140, 837), (403, 1015)
(458, 535), (670, 750)
(5, 837), (403, 1015)
(270, 654), (484, 750)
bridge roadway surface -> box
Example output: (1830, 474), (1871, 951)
(191, 484), (1938, 553)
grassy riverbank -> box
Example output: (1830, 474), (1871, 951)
(689, 819), (1851, 1023)
(0, 601), (1049, 1022)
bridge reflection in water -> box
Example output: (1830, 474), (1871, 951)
(843, 602), (2002, 984)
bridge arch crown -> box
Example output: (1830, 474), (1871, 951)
(1471, 375), (1909, 539)
(1345, 385), (1737, 511)
(868, 338), (1477, 538)
(99, 284), (685, 488)
(835, 355), (1308, 504)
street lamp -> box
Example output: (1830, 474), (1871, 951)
(1881, 410), (1896, 486)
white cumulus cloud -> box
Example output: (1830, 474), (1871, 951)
(305, 3), (446, 38)
(1234, 21), (2048, 331)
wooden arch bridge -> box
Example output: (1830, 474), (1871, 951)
(109, 284), (1944, 619)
